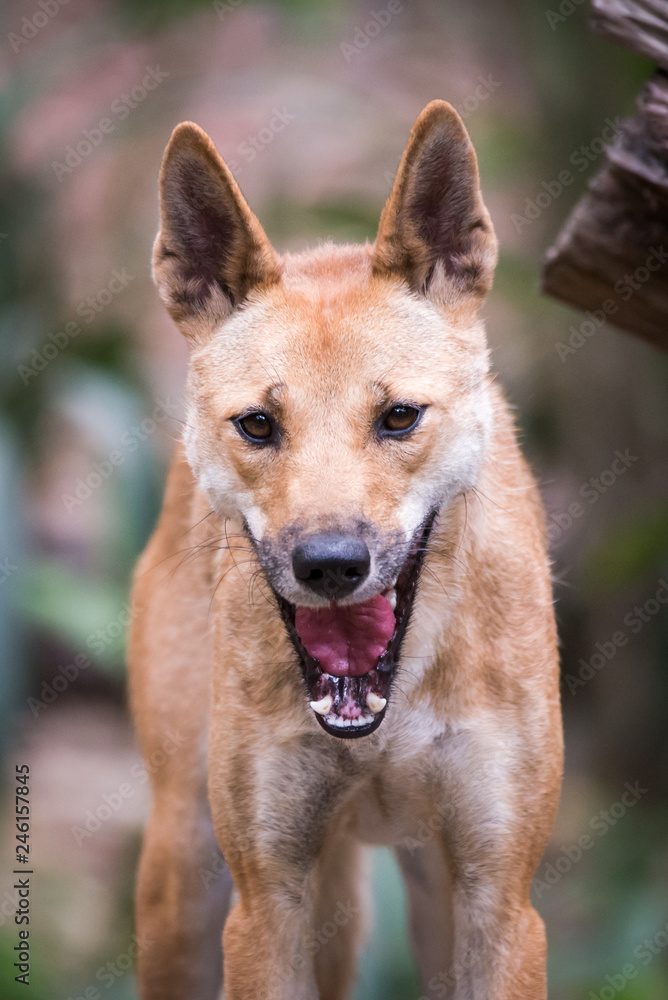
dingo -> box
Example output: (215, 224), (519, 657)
(129, 101), (563, 1000)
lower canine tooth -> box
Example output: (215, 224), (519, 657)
(366, 692), (387, 714)
(310, 695), (333, 716)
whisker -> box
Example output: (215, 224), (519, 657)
(471, 484), (515, 520)
(422, 564), (449, 597)
(208, 556), (259, 619)
(181, 508), (216, 537)
(247, 570), (276, 611)
(146, 535), (252, 583)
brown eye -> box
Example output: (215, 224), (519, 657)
(237, 412), (273, 442)
(381, 405), (421, 436)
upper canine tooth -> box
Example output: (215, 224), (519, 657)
(385, 588), (397, 611)
(310, 695), (333, 716)
(366, 692), (387, 714)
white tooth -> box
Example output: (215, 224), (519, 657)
(366, 692), (387, 714)
(310, 695), (333, 716)
(385, 588), (397, 611)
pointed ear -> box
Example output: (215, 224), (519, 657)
(372, 101), (497, 304)
(152, 122), (281, 339)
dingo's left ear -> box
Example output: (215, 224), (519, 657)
(373, 101), (497, 304)
(153, 122), (281, 341)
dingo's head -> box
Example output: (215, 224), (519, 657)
(153, 101), (497, 738)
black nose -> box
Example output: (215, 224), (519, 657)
(292, 533), (371, 599)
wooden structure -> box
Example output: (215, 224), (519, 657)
(542, 0), (668, 352)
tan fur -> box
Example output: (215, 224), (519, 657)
(129, 102), (563, 999)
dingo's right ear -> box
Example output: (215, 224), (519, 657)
(153, 122), (281, 342)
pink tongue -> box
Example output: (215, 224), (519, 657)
(295, 594), (396, 677)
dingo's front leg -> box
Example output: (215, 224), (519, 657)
(427, 717), (562, 1000)
(135, 785), (233, 999)
(210, 729), (364, 1000)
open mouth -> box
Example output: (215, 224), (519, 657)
(275, 514), (436, 739)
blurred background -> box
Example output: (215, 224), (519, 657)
(1, 0), (667, 997)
